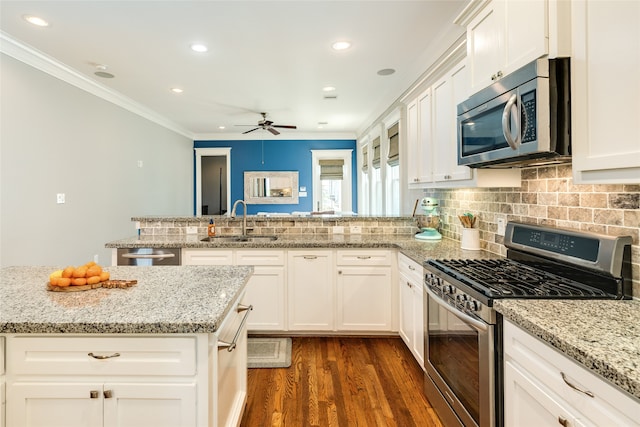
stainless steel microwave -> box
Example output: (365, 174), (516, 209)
(457, 57), (571, 168)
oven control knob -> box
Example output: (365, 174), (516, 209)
(444, 284), (455, 295)
(456, 294), (468, 303)
(465, 300), (480, 312)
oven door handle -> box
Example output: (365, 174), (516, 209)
(425, 285), (488, 332)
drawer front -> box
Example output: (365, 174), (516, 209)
(336, 250), (391, 266)
(236, 250), (285, 266)
(398, 254), (423, 284)
(1, 336), (4, 375)
(7, 336), (197, 376)
(182, 249), (233, 265)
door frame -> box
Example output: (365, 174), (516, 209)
(195, 147), (231, 216)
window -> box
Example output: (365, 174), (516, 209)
(311, 150), (353, 213)
(370, 135), (383, 215)
(386, 123), (400, 215)
(360, 143), (370, 214)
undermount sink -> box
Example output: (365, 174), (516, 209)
(200, 235), (278, 243)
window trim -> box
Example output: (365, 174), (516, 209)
(311, 149), (353, 213)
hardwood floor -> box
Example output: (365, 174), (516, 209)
(241, 336), (443, 427)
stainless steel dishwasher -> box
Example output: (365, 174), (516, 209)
(116, 248), (181, 266)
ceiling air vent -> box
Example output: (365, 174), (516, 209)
(323, 95), (338, 100)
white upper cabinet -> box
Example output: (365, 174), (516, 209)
(459, 0), (569, 94)
(406, 88), (434, 186)
(571, 0), (640, 184)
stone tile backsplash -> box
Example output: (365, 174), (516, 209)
(424, 164), (640, 296)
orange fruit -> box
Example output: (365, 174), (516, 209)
(72, 266), (87, 278)
(87, 276), (101, 285)
(86, 265), (102, 277)
(71, 277), (87, 286)
(49, 277), (60, 286)
(85, 261), (97, 268)
(57, 278), (71, 287)
(99, 271), (110, 281)
(62, 266), (75, 278)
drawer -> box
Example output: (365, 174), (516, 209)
(336, 250), (391, 266)
(182, 249), (233, 265)
(7, 336), (197, 377)
(398, 253), (423, 284)
(236, 249), (285, 266)
(1, 336), (4, 375)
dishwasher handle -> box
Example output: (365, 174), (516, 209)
(121, 253), (176, 259)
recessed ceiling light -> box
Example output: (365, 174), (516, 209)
(23, 15), (49, 27)
(332, 41), (351, 51)
(93, 64), (114, 78)
(377, 68), (396, 76)
(218, 126), (226, 130)
(322, 86), (336, 92)
(190, 43), (208, 53)
(170, 87), (184, 94)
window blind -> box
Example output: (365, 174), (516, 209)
(319, 159), (344, 180)
(362, 146), (369, 172)
(372, 136), (381, 169)
(387, 123), (399, 166)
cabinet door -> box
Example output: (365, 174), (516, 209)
(571, 0), (640, 184)
(503, 0), (547, 74)
(406, 99), (420, 185)
(398, 273), (415, 348)
(182, 249), (233, 265)
(242, 266), (286, 331)
(7, 382), (103, 427)
(411, 281), (424, 368)
(288, 251), (334, 330)
(417, 88), (434, 183)
(336, 266), (392, 331)
(103, 383), (197, 427)
(467, 3), (504, 92)
(504, 362), (586, 427)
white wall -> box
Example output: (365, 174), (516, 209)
(0, 54), (193, 267)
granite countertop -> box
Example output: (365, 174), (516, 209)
(0, 265), (252, 334)
(105, 234), (500, 266)
(495, 299), (640, 401)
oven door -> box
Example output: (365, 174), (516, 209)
(424, 285), (496, 427)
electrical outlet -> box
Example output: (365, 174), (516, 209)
(56, 193), (65, 204)
(497, 218), (506, 236)
(350, 226), (362, 234)
(93, 254), (99, 264)
(332, 226), (345, 234)
(186, 226), (198, 234)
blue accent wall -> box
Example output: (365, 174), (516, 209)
(194, 139), (357, 215)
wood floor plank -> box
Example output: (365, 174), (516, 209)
(241, 337), (442, 427)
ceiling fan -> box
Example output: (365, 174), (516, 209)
(236, 112), (297, 135)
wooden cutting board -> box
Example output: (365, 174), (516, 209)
(47, 280), (137, 292)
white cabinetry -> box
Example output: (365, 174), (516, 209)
(236, 250), (286, 331)
(335, 250), (395, 332)
(405, 54), (520, 189)
(5, 335), (200, 427)
(571, 0), (640, 184)
(183, 248), (287, 332)
(0, 337), (4, 427)
(397, 254), (424, 368)
(287, 250), (334, 331)
(503, 319), (640, 427)
(460, 0), (571, 94)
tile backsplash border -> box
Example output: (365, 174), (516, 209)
(424, 164), (640, 297)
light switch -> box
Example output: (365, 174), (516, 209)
(56, 193), (65, 204)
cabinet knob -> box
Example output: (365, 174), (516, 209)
(104, 390), (113, 399)
(558, 416), (569, 427)
(90, 390), (99, 399)
(407, 281), (412, 288)
(338, 270), (342, 275)
(491, 74), (497, 81)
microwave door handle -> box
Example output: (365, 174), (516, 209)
(502, 93), (521, 150)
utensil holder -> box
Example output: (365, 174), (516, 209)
(461, 228), (481, 250)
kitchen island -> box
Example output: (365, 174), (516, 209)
(0, 265), (253, 427)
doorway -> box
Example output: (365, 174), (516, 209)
(195, 147), (231, 216)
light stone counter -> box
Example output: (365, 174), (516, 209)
(105, 234), (500, 266)
(0, 265), (252, 334)
(494, 299), (640, 401)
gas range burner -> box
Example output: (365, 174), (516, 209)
(427, 258), (610, 298)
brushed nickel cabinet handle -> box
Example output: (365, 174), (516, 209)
(88, 352), (120, 360)
(90, 390), (99, 399)
(218, 304), (253, 352)
(356, 256), (372, 260)
(558, 416), (569, 426)
(103, 390), (113, 399)
(303, 255), (318, 260)
(561, 372), (594, 397)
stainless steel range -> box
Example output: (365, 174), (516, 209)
(422, 221), (632, 427)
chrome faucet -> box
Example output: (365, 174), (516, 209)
(230, 199), (248, 236)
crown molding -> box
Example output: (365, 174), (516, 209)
(1, 31), (194, 140)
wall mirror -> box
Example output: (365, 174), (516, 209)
(244, 171), (299, 204)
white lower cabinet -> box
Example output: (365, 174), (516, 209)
(504, 319), (640, 427)
(3, 293), (249, 427)
(287, 250), (334, 331)
(336, 250), (395, 332)
(398, 254), (424, 368)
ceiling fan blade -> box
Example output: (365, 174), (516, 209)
(267, 127), (280, 135)
(242, 127), (260, 134)
(272, 125), (297, 129)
